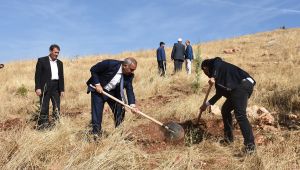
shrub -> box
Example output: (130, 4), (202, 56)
(266, 86), (300, 113)
(16, 84), (28, 97)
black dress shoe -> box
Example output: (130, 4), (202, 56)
(242, 144), (256, 155)
(219, 138), (233, 146)
(37, 122), (50, 130)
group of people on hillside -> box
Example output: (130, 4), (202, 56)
(34, 44), (256, 155)
(156, 38), (194, 76)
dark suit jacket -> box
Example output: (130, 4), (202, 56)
(185, 45), (194, 60)
(208, 58), (255, 105)
(171, 42), (185, 61)
(35, 56), (64, 92)
(86, 59), (136, 105)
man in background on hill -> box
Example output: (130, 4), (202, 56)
(199, 57), (256, 154)
(35, 44), (65, 130)
(86, 58), (139, 140)
(185, 40), (194, 75)
(156, 42), (166, 76)
(171, 38), (185, 73)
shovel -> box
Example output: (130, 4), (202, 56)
(89, 84), (184, 142)
(197, 83), (213, 123)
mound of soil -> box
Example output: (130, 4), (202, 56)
(0, 118), (25, 131)
(128, 118), (229, 153)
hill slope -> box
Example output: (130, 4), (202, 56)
(0, 28), (299, 169)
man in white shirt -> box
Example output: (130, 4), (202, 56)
(35, 44), (65, 130)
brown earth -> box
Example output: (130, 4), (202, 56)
(0, 118), (25, 131)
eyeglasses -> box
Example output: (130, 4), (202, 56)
(54, 52), (60, 54)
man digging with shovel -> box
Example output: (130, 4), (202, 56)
(86, 58), (140, 140)
(87, 58), (185, 142)
(199, 57), (256, 155)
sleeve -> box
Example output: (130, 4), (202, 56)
(208, 85), (222, 105)
(187, 46), (193, 59)
(125, 75), (136, 105)
(191, 46), (194, 60)
(90, 60), (110, 84)
(171, 44), (175, 60)
(157, 48), (161, 61)
(162, 49), (166, 60)
(60, 61), (65, 92)
(35, 58), (42, 90)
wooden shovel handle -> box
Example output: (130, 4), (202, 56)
(197, 84), (213, 122)
(89, 84), (164, 126)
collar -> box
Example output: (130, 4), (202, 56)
(117, 65), (122, 74)
(48, 56), (57, 62)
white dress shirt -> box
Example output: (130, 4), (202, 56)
(104, 66), (122, 91)
(49, 56), (59, 80)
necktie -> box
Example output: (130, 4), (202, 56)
(120, 75), (127, 104)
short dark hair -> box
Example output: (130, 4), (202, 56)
(160, 42), (165, 46)
(49, 44), (60, 51)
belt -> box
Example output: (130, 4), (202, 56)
(51, 79), (59, 82)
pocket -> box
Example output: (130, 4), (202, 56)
(241, 81), (253, 97)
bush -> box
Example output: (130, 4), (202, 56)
(266, 86), (300, 113)
(16, 84), (28, 97)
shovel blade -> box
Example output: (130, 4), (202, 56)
(163, 121), (185, 142)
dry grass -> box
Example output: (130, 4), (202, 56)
(0, 28), (300, 169)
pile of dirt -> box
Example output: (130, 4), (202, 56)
(0, 118), (25, 131)
(61, 108), (83, 118)
(139, 95), (178, 109)
(128, 118), (230, 153)
(125, 123), (168, 154)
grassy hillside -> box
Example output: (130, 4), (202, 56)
(0, 28), (299, 169)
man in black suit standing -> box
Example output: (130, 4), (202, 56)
(35, 44), (64, 129)
(171, 38), (185, 73)
(86, 57), (139, 139)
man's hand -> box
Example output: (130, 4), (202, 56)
(199, 103), (207, 113)
(95, 84), (103, 94)
(35, 89), (42, 96)
(130, 104), (139, 114)
(208, 78), (215, 86)
(60, 92), (65, 97)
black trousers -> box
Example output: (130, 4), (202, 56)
(91, 89), (125, 134)
(157, 60), (166, 76)
(38, 80), (60, 125)
(174, 59), (184, 72)
(221, 80), (255, 147)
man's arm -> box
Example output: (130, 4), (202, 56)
(60, 61), (65, 92)
(171, 45), (175, 60)
(157, 48), (161, 61)
(125, 76), (136, 105)
(90, 60), (110, 84)
(162, 48), (166, 61)
(35, 58), (42, 91)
